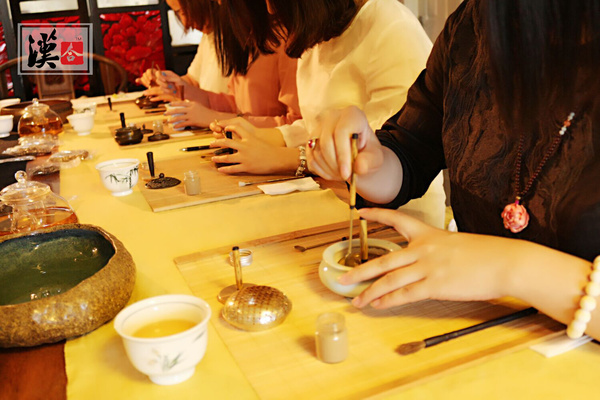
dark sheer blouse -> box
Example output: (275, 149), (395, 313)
(372, 0), (600, 261)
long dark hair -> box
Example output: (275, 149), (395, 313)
(177, 0), (212, 32)
(178, 0), (253, 77)
(221, 0), (359, 59)
(483, 0), (600, 131)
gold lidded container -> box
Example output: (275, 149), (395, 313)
(17, 98), (63, 138)
(0, 171), (77, 236)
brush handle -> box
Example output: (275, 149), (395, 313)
(424, 307), (538, 348)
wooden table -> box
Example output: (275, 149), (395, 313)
(2, 106), (600, 400)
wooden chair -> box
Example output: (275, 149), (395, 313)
(0, 53), (128, 99)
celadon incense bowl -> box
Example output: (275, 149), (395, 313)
(319, 238), (402, 298)
(0, 224), (136, 347)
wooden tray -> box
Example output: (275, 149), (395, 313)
(96, 101), (161, 122)
(175, 221), (564, 399)
(138, 154), (311, 212)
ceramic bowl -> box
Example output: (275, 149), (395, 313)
(114, 294), (212, 385)
(96, 158), (140, 196)
(0, 115), (14, 138)
(0, 224), (136, 347)
(66, 111), (95, 136)
(0, 98), (21, 110)
(165, 103), (187, 131)
(319, 238), (402, 298)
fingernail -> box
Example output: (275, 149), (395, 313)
(371, 299), (380, 307)
(351, 297), (362, 307)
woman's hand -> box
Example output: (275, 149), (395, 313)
(211, 123), (298, 174)
(136, 68), (159, 88)
(341, 207), (521, 309)
(165, 100), (215, 129)
(141, 70), (187, 103)
(210, 117), (253, 138)
(307, 106), (385, 181)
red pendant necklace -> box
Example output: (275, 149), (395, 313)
(501, 112), (575, 233)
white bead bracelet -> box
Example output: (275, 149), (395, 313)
(567, 256), (600, 339)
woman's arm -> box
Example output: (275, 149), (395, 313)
(342, 207), (600, 340)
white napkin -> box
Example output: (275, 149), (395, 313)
(530, 332), (593, 357)
(257, 177), (320, 195)
(170, 132), (195, 138)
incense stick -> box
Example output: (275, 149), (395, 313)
(396, 307), (538, 355)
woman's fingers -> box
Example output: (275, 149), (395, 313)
(308, 144), (344, 180)
(339, 245), (418, 285)
(367, 280), (430, 309)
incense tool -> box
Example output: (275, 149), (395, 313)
(341, 133), (359, 266)
(180, 145), (211, 152)
(396, 307), (538, 355)
(239, 176), (302, 187)
(146, 151), (155, 178)
(217, 246), (255, 304)
(221, 248), (292, 332)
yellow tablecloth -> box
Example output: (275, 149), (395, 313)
(60, 110), (600, 399)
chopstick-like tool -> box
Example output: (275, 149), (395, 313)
(342, 133), (359, 264)
(107, 97), (113, 111)
(396, 307), (538, 355)
(119, 112), (126, 128)
(359, 217), (368, 263)
(178, 84), (185, 101)
(239, 176), (303, 187)
(181, 145), (211, 152)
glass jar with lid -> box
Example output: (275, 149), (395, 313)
(17, 98), (63, 138)
(0, 171), (77, 236)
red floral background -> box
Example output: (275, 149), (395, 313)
(0, 22), (11, 96)
(101, 11), (165, 87)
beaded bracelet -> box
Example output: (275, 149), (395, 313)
(566, 255), (600, 339)
(296, 146), (307, 177)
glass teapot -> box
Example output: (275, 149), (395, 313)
(0, 171), (77, 236)
(17, 98), (63, 138)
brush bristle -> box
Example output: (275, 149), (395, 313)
(396, 341), (426, 355)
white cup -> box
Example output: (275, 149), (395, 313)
(67, 111), (95, 136)
(165, 102), (187, 131)
(70, 99), (97, 114)
(0, 115), (14, 138)
(114, 294), (212, 385)
(95, 158), (140, 196)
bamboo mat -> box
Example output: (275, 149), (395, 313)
(138, 154), (311, 212)
(175, 221), (565, 399)
(95, 101), (158, 122)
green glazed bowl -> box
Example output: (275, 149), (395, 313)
(0, 224), (136, 347)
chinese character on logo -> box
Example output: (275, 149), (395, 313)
(60, 42), (84, 65)
(27, 28), (59, 69)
